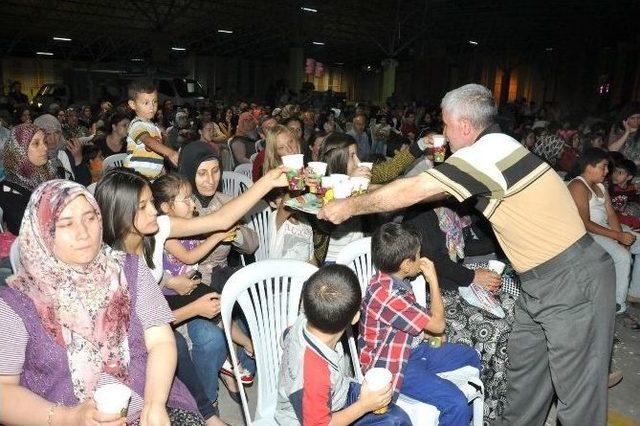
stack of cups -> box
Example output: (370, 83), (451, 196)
(364, 368), (392, 414)
(432, 135), (446, 163)
(307, 161), (328, 194)
(282, 154), (306, 191)
(94, 383), (132, 418)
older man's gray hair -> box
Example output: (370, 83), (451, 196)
(441, 84), (497, 130)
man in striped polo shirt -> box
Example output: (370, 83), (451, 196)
(319, 84), (615, 426)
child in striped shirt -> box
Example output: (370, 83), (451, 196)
(125, 79), (178, 179)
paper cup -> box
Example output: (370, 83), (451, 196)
(281, 154), (304, 170)
(364, 368), (392, 414)
(330, 173), (349, 183)
(94, 383), (132, 417)
(321, 176), (335, 189)
(308, 161), (328, 176)
(432, 135), (446, 148)
(333, 180), (354, 199)
(282, 154), (305, 191)
(487, 260), (506, 275)
(350, 176), (370, 194)
(358, 162), (373, 170)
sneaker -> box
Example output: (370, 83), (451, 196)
(221, 358), (254, 385)
(608, 371), (623, 388)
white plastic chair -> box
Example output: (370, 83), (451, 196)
(335, 237), (375, 292)
(9, 240), (20, 273)
(221, 171), (253, 198)
(234, 162), (253, 180)
(0, 205), (4, 232)
(221, 260), (318, 425)
(336, 237), (484, 426)
(102, 153), (128, 171)
(242, 200), (273, 264)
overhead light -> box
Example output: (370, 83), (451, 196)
(53, 36), (72, 42)
(301, 6), (318, 12)
(312, 41), (325, 46)
(366, 65), (372, 71)
(468, 40), (478, 45)
(171, 47), (187, 51)
(335, 62), (344, 65)
(545, 47), (553, 52)
(131, 58), (144, 62)
(36, 51), (54, 56)
(217, 29), (233, 34)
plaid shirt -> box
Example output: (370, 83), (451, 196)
(359, 271), (430, 393)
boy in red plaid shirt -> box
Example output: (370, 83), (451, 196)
(360, 222), (481, 425)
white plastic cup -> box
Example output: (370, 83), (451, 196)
(321, 176), (335, 189)
(358, 162), (373, 170)
(487, 260), (506, 275)
(94, 383), (132, 416)
(333, 180), (354, 199)
(364, 368), (392, 414)
(281, 154), (304, 170)
(308, 161), (328, 176)
(330, 173), (349, 183)
(350, 176), (370, 193)
(432, 135), (446, 148)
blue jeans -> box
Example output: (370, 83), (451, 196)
(174, 331), (217, 420)
(346, 382), (411, 425)
(187, 318), (229, 404)
(400, 342), (481, 426)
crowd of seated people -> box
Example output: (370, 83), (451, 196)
(0, 78), (639, 426)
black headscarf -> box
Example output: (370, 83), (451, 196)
(178, 141), (221, 207)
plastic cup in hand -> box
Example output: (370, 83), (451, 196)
(350, 176), (370, 194)
(282, 154), (305, 191)
(487, 260), (506, 275)
(333, 180), (354, 199)
(308, 162), (328, 194)
(330, 173), (349, 183)
(308, 161), (328, 176)
(364, 368), (392, 414)
(432, 135), (446, 162)
(94, 383), (132, 417)
(358, 162), (373, 170)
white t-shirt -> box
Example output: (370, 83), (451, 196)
(268, 213), (313, 261)
(151, 215), (172, 284)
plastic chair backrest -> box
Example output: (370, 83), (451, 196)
(221, 260), (318, 424)
(221, 171), (253, 198)
(234, 162), (253, 180)
(10, 240), (20, 273)
(244, 200), (273, 262)
(103, 153), (128, 171)
(0, 205), (4, 232)
(335, 237), (375, 294)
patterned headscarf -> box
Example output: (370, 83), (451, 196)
(3, 123), (57, 191)
(434, 207), (472, 262)
(7, 180), (131, 399)
(33, 113), (67, 155)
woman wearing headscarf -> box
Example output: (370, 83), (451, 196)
(0, 180), (202, 425)
(33, 113), (91, 186)
(0, 123), (58, 234)
(229, 111), (258, 166)
(178, 142), (259, 285)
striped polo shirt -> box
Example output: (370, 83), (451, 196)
(124, 117), (165, 179)
(423, 125), (585, 272)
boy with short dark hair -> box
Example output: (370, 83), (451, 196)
(361, 222), (481, 426)
(610, 157), (640, 229)
(276, 264), (410, 425)
(125, 79), (178, 179)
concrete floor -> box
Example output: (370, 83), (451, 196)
(219, 304), (640, 426)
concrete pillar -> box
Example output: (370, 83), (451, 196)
(288, 46), (305, 94)
(381, 58), (398, 104)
